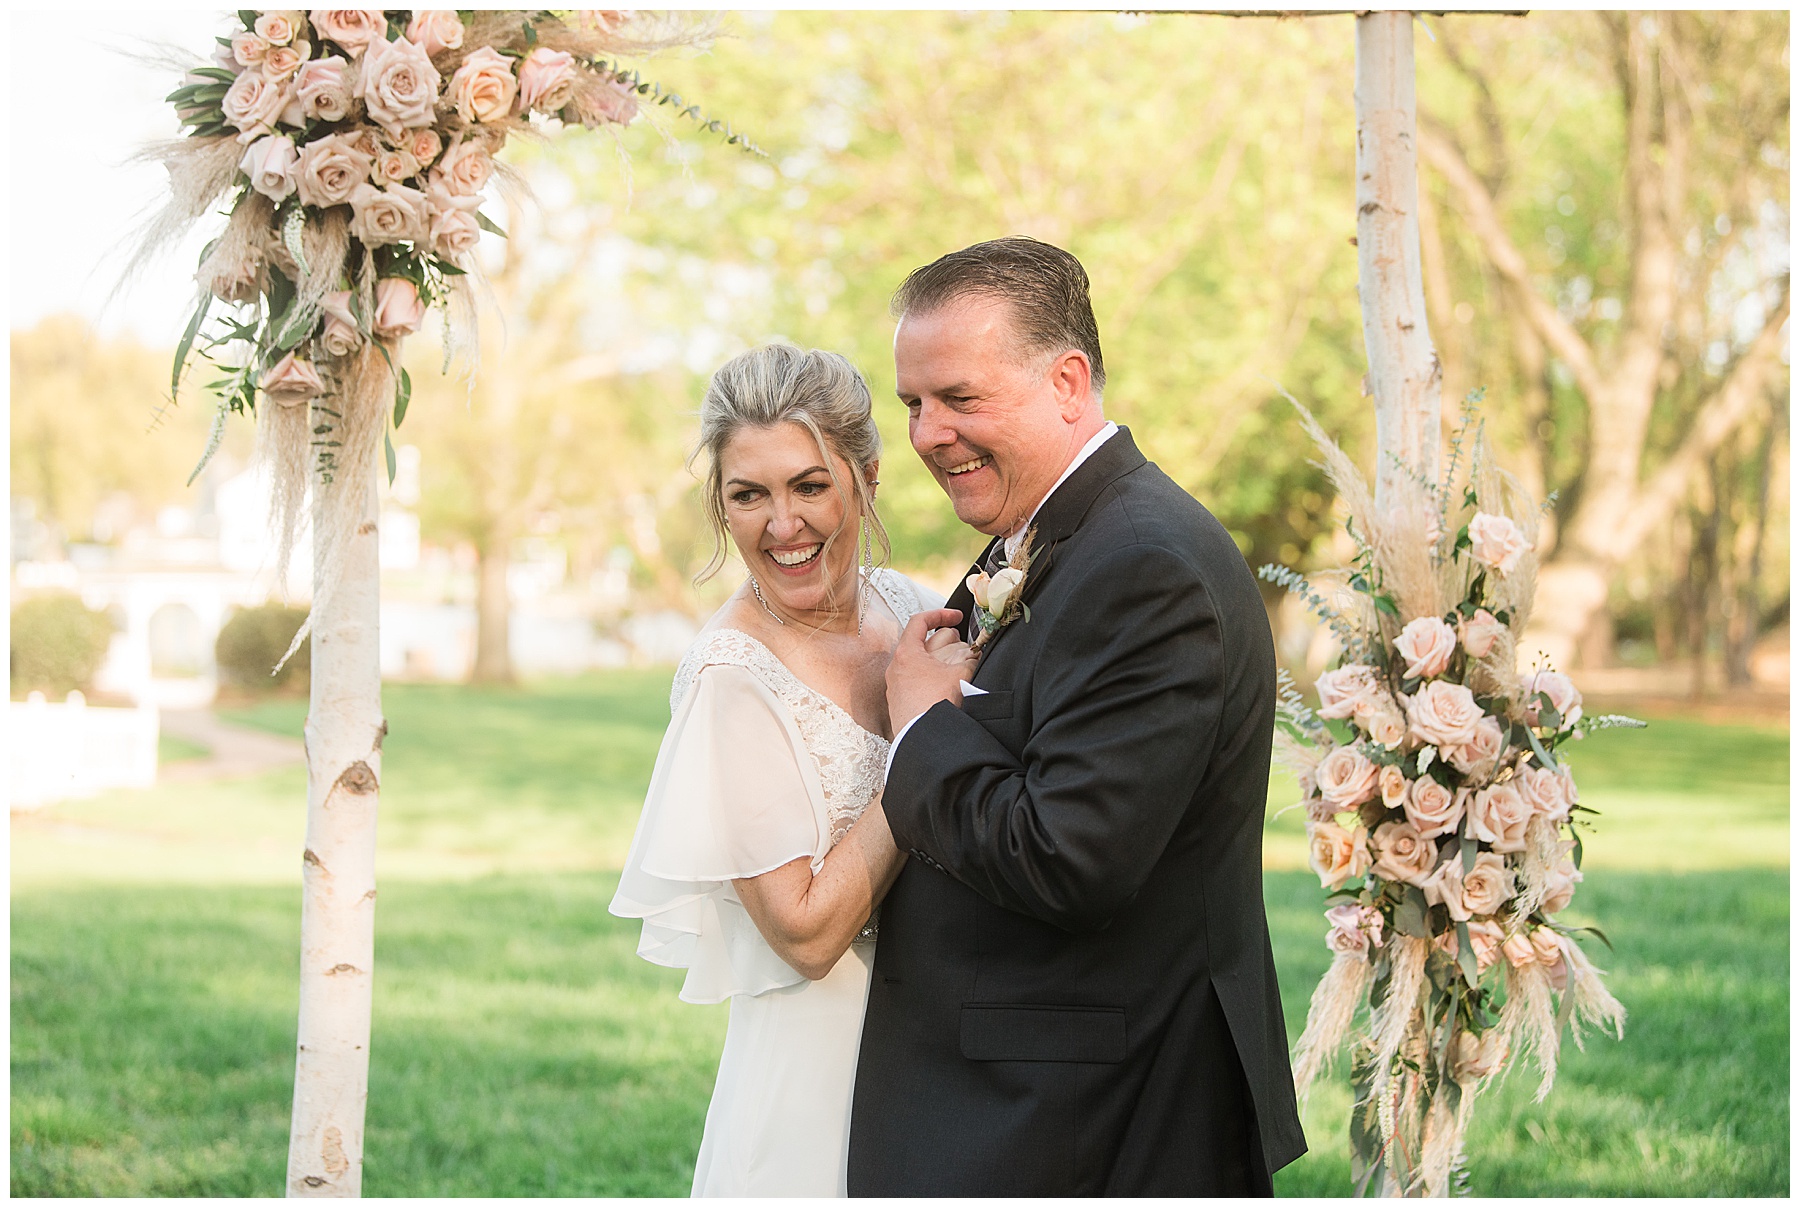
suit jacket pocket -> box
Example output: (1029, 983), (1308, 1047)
(959, 1004), (1126, 1063)
(960, 690), (1014, 722)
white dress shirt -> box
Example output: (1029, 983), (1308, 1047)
(885, 422), (1121, 776)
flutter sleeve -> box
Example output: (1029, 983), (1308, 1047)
(608, 661), (830, 1003)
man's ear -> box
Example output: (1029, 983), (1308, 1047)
(1050, 350), (1094, 421)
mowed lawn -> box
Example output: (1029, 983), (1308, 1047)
(11, 674), (1790, 1196)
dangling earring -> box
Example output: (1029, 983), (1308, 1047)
(748, 573), (786, 626)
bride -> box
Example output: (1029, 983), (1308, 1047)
(609, 343), (969, 1196)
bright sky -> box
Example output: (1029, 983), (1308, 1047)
(10, 10), (230, 344)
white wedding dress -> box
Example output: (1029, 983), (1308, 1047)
(609, 568), (932, 1197)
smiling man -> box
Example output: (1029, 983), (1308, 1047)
(847, 238), (1306, 1195)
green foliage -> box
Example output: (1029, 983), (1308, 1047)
(10, 594), (114, 699)
(214, 605), (311, 696)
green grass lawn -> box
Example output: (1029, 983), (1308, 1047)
(11, 674), (1790, 1196)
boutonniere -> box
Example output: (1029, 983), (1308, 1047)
(967, 526), (1037, 652)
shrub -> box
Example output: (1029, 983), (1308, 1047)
(215, 604), (311, 695)
(11, 593), (115, 699)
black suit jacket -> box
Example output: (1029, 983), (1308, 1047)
(848, 429), (1306, 1195)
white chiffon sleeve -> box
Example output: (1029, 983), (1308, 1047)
(608, 662), (830, 1004)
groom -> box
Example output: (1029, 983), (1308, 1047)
(849, 238), (1306, 1195)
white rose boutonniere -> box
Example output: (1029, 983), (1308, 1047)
(966, 526), (1038, 652)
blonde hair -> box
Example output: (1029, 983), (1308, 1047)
(693, 344), (890, 599)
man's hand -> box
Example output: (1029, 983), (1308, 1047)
(887, 609), (970, 731)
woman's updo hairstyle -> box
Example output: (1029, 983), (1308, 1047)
(693, 343), (890, 586)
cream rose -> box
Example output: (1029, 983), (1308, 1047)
(425, 182), (483, 259)
(240, 134), (299, 202)
(408, 128), (443, 167)
(232, 33), (269, 67)
(1469, 511), (1529, 575)
(1324, 902), (1384, 956)
(1459, 608), (1505, 659)
(448, 46), (518, 124)
(1515, 764), (1571, 823)
(311, 10), (387, 57)
(373, 277), (426, 338)
(1446, 716), (1506, 782)
(1450, 1027), (1507, 1082)
(1364, 705), (1407, 750)
(435, 135), (493, 196)
(374, 146), (422, 186)
(1405, 679), (1484, 749)
(406, 10), (465, 56)
(1466, 918), (1506, 971)
(204, 253), (263, 304)
(261, 351), (324, 406)
(222, 70), (292, 142)
(517, 46), (579, 114)
(1395, 615), (1457, 680)
(1308, 820), (1371, 891)
(1315, 664), (1381, 720)
(294, 56), (353, 122)
(967, 566), (1024, 617)
(1524, 670), (1583, 729)
(1378, 764), (1408, 810)
(1317, 746), (1380, 811)
(1404, 778), (1464, 840)
(348, 182), (429, 247)
(572, 75), (640, 127)
(256, 11), (305, 45)
(357, 35), (442, 138)
(1370, 819), (1438, 886)
(1468, 783), (1530, 852)
(1540, 843), (1583, 915)
(1531, 927), (1570, 991)
(1462, 851), (1513, 915)
(263, 40), (310, 82)
(296, 132), (376, 208)
(316, 290), (362, 358)
(1422, 855), (1469, 920)
(1501, 931), (1537, 969)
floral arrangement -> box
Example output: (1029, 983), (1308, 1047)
(1260, 399), (1638, 1197)
(128, 10), (749, 654)
(966, 526), (1035, 652)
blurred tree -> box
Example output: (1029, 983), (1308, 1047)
(1416, 11), (1789, 667)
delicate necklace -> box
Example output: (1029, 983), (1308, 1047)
(747, 571), (868, 636)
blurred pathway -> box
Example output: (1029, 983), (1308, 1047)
(160, 709), (305, 782)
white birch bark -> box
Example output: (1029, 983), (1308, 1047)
(1355, 11), (1443, 510)
(286, 464), (384, 1197)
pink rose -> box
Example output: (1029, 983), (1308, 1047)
(407, 10), (466, 57)
(356, 35), (441, 138)
(232, 33), (270, 67)
(204, 253), (263, 304)
(408, 128), (443, 167)
(1308, 820), (1370, 891)
(211, 43), (244, 74)
(517, 46), (579, 114)
(296, 132), (376, 208)
(1424, 850), (1510, 921)
(575, 10), (631, 33)
(1316, 746), (1379, 812)
(434, 135), (493, 196)
(1539, 842), (1583, 915)
(1446, 716), (1507, 781)
(1324, 902), (1384, 955)
(568, 74), (640, 127)
(1378, 764), (1408, 810)
(317, 290), (362, 358)
(1459, 608), (1505, 659)
(1558, 765), (1580, 807)
(373, 277), (425, 338)
(1315, 664), (1381, 721)
(1530, 928), (1570, 991)
(424, 182), (483, 259)
(1467, 783), (1530, 853)
(1524, 670), (1583, 729)
(240, 134), (299, 202)
(263, 40), (310, 82)
(1450, 1027), (1507, 1081)
(310, 10), (387, 57)
(1395, 616), (1458, 680)
(447, 46), (518, 124)
(260, 351), (324, 406)
(1469, 511), (1529, 575)
(1361, 702), (1407, 750)
(1515, 764), (1571, 823)
(255, 11), (305, 45)
(1405, 680), (1484, 749)
(1370, 819), (1437, 886)
(1466, 918), (1506, 971)
(1404, 778), (1464, 840)
(373, 146), (422, 186)
(222, 70), (292, 142)
(295, 56), (354, 122)
(1501, 931), (1537, 969)
(348, 182), (429, 247)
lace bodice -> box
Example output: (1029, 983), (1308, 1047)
(670, 569), (921, 845)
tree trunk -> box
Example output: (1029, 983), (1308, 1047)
(286, 465), (384, 1197)
(471, 539), (515, 684)
(1355, 11), (1443, 509)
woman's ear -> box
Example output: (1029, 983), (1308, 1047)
(865, 459), (881, 497)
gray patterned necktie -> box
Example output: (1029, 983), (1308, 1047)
(966, 541), (1009, 643)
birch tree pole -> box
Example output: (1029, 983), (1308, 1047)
(1355, 11), (1443, 509)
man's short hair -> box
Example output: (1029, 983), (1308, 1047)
(891, 236), (1106, 395)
